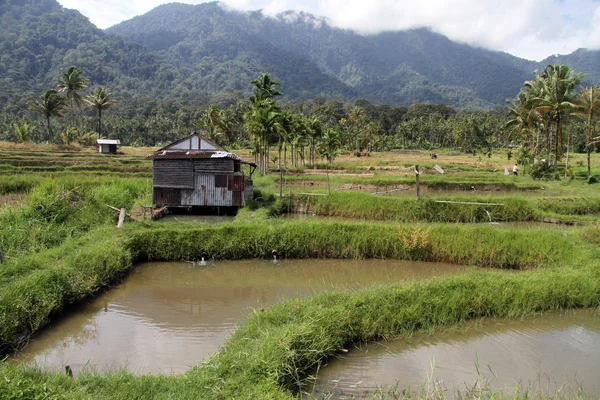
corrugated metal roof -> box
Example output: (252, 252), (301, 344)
(97, 139), (121, 145)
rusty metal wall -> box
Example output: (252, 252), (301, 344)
(180, 174), (233, 206)
(153, 188), (182, 206)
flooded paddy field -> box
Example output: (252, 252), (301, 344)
(311, 308), (600, 398)
(13, 259), (461, 375)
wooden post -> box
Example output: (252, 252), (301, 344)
(415, 165), (420, 200)
(0, 247), (3, 264)
(117, 208), (126, 228)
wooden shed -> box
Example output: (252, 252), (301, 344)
(97, 139), (120, 154)
(148, 133), (257, 209)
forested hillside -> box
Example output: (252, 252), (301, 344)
(0, 0), (183, 115)
(107, 3), (538, 108)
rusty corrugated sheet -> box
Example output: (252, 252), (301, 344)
(180, 174), (232, 207)
(232, 191), (243, 206)
(215, 175), (228, 188)
(153, 188), (182, 206)
(228, 174), (244, 191)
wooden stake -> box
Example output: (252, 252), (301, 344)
(117, 208), (126, 228)
(415, 165), (420, 200)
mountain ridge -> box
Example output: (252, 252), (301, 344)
(1, 0), (598, 114)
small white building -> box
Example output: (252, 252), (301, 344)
(97, 139), (120, 154)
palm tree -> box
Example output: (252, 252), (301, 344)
(56, 66), (88, 124)
(250, 73), (281, 104)
(198, 104), (225, 142)
(577, 86), (600, 176)
(246, 73), (282, 175)
(348, 106), (366, 155)
(12, 120), (35, 143)
(27, 90), (67, 141)
(527, 65), (584, 165)
(85, 87), (117, 138)
(318, 128), (341, 194)
(245, 99), (280, 175)
(307, 117), (323, 167)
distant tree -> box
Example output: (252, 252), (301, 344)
(27, 89), (67, 141)
(12, 120), (35, 143)
(526, 65), (584, 164)
(246, 73), (282, 174)
(318, 128), (341, 194)
(347, 106), (366, 155)
(198, 104), (224, 141)
(61, 126), (77, 145)
(577, 86), (600, 176)
(85, 87), (117, 138)
(56, 66), (88, 124)
(307, 116), (323, 167)
(250, 73), (282, 104)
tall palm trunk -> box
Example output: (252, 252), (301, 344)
(46, 115), (52, 142)
(588, 88), (594, 177)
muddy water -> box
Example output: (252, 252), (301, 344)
(311, 309), (600, 398)
(13, 259), (460, 375)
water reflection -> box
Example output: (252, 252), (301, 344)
(311, 309), (600, 398)
(13, 259), (460, 375)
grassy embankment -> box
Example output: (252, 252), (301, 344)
(2, 144), (600, 398)
(1, 222), (600, 399)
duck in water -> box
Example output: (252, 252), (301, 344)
(272, 249), (279, 264)
(199, 253), (209, 266)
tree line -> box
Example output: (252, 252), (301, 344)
(1, 64), (598, 180)
(11, 66), (117, 146)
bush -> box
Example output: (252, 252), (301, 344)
(530, 161), (560, 180)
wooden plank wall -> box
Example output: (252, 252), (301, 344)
(153, 159), (194, 188)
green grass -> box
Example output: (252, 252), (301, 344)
(2, 146), (600, 398)
(1, 227), (599, 398)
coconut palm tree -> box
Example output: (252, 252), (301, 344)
(318, 128), (341, 194)
(306, 117), (323, 167)
(56, 66), (88, 124)
(198, 104), (225, 142)
(577, 86), (600, 176)
(527, 65), (584, 164)
(27, 90), (68, 141)
(12, 120), (35, 143)
(250, 73), (281, 104)
(85, 87), (117, 138)
(245, 98), (280, 175)
(348, 106), (366, 155)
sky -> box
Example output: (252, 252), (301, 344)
(56, 0), (600, 61)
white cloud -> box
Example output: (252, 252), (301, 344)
(57, 0), (600, 60)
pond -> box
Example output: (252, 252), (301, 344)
(310, 308), (600, 398)
(13, 259), (461, 375)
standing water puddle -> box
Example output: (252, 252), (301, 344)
(13, 259), (460, 374)
(310, 308), (600, 398)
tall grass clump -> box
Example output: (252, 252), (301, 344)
(301, 192), (539, 223)
(0, 177), (150, 259)
(0, 175), (41, 194)
(0, 228), (132, 353)
(126, 221), (579, 269)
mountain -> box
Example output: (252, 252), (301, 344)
(541, 48), (600, 84)
(107, 2), (543, 108)
(0, 0), (185, 114)
(1, 0), (599, 114)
